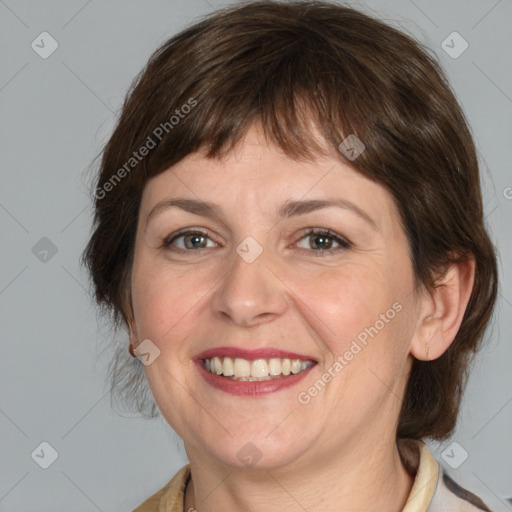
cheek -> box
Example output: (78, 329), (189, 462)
(130, 261), (199, 347)
(303, 266), (414, 406)
(298, 259), (415, 379)
(303, 266), (395, 342)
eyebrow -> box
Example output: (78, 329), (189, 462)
(145, 197), (378, 230)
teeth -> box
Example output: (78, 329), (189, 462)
(291, 359), (302, 374)
(281, 358), (291, 375)
(233, 358), (251, 378)
(251, 359), (269, 378)
(213, 356), (223, 375)
(203, 356), (314, 380)
(222, 357), (234, 376)
(268, 358), (281, 376)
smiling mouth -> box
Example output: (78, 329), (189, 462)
(203, 356), (316, 381)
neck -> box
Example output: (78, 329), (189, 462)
(184, 436), (415, 512)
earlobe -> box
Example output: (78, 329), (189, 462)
(410, 257), (475, 361)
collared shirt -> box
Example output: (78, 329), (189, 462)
(133, 439), (492, 511)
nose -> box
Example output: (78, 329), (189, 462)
(210, 242), (289, 327)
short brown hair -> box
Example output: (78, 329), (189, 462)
(82, 0), (498, 440)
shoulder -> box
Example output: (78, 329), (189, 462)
(132, 464), (190, 512)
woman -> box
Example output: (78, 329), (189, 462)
(82, 1), (499, 510)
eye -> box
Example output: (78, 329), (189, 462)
(294, 228), (352, 255)
(161, 229), (216, 252)
(161, 227), (352, 256)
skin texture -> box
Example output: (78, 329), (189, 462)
(128, 124), (475, 511)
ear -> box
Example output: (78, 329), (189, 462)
(410, 256), (475, 361)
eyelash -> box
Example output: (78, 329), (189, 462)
(161, 228), (352, 256)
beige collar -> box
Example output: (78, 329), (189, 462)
(399, 438), (439, 511)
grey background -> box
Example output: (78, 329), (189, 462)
(0, 0), (511, 510)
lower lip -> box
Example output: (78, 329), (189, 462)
(195, 360), (316, 396)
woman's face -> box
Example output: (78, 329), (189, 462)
(130, 124), (422, 469)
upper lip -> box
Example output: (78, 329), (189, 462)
(195, 346), (317, 362)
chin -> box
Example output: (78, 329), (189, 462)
(195, 429), (313, 471)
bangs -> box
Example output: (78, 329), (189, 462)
(182, 55), (353, 163)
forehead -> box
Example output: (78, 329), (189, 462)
(140, 125), (400, 233)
